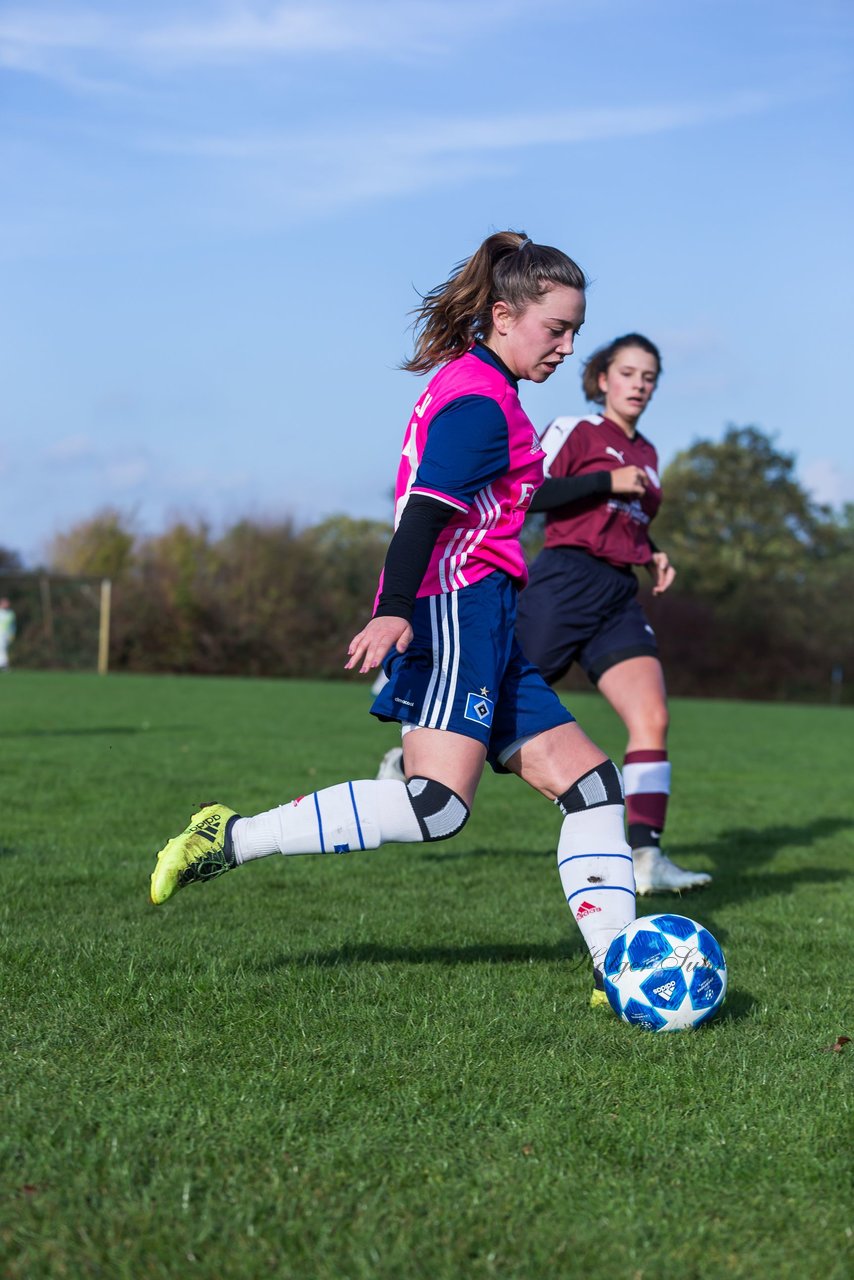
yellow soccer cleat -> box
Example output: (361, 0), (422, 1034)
(590, 987), (611, 1011)
(150, 803), (239, 905)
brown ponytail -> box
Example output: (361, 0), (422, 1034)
(403, 231), (587, 374)
(582, 333), (662, 404)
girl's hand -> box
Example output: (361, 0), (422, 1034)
(609, 465), (648, 497)
(648, 551), (676, 596)
(346, 615), (413, 674)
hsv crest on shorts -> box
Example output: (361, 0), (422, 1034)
(464, 691), (494, 726)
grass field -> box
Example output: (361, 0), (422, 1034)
(1, 671), (852, 1279)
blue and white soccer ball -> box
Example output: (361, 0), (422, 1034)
(604, 914), (727, 1032)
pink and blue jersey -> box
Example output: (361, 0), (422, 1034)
(389, 344), (545, 596)
(371, 343), (575, 756)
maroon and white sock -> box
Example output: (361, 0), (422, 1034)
(623, 750), (671, 850)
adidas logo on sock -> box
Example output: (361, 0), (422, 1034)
(575, 900), (602, 919)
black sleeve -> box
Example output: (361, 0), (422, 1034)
(374, 494), (455, 621)
(528, 471), (612, 513)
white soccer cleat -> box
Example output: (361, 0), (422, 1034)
(376, 746), (406, 782)
(632, 846), (712, 896)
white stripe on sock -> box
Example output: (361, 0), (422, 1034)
(556, 804), (636, 970)
(232, 779), (423, 862)
(622, 760), (671, 796)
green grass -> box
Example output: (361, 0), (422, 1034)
(1, 671), (852, 1280)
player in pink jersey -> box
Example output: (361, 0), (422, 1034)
(516, 334), (711, 895)
(149, 232), (640, 1009)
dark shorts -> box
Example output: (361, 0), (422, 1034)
(370, 571), (574, 772)
(515, 546), (659, 686)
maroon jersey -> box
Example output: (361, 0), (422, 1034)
(540, 414), (661, 566)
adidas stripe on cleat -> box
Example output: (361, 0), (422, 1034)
(149, 803), (239, 905)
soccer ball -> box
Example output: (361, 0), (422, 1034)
(603, 914), (727, 1032)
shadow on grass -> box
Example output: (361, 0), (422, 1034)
(427, 817), (853, 911)
(258, 940), (758, 1022)
(632, 867), (852, 957)
(665, 815), (853, 918)
(261, 938), (589, 972)
(715, 987), (760, 1023)
(0, 725), (195, 738)
(671, 814), (852, 871)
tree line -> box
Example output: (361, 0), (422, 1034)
(2, 426), (852, 703)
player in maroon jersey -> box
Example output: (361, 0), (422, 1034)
(516, 334), (711, 895)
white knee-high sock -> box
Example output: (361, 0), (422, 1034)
(231, 779), (423, 862)
(557, 804), (636, 973)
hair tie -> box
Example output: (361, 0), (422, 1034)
(517, 236), (532, 250)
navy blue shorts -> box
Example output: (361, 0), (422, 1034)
(515, 546), (658, 686)
(370, 571), (574, 772)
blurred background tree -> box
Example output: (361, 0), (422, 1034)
(644, 427), (854, 700)
(48, 508), (136, 580)
(1, 427), (851, 701)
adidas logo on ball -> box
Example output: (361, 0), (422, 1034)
(603, 914), (727, 1032)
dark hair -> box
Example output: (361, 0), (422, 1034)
(582, 333), (662, 404)
(403, 230), (587, 374)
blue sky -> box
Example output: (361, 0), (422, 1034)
(2, 0), (852, 565)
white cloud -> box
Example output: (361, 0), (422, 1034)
(105, 457), (154, 490)
(3, 84), (780, 254)
(137, 90), (779, 222)
(0, 1), (549, 78)
(802, 458), (854, 509)
(43, 434), (98, 465)
(151, 91), (777, 161)
(41, 435), (155, 491)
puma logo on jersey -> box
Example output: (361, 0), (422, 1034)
(605, 446), (626, 464)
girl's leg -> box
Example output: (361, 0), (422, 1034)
(235, 727), (485, 858)
(150, 731), (485, 904)
(597, 655), (710, 893)
(597, 654), (669, 751)
(598, 655), (670, 845)
(503, 722), (635, 979)
(401, 727), (486, 804)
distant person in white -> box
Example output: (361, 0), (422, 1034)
(0, 598), (16, 671)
